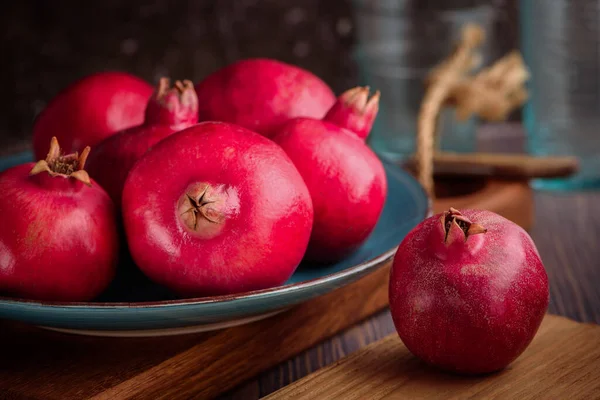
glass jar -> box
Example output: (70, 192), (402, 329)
(520, 0), (600, 190)
(351, 0), (496, 162)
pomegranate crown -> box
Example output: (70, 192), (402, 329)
(441, 207), (487, 244)
(29, 137), (92, 186)
(323, 86), (380, 140)
(339, 86), (380, 116)
(145, 77), (199, 126)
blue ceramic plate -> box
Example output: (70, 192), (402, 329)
(0, 151), (429, 336)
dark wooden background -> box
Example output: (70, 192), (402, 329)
(1, 0), (517, 151)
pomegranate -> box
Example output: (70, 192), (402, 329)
(194, 58), (336, 137)
(389, 208), (549, 374)
(32, 71), (153, 160)
(272, 118), (387, 263)
(121, 121), (313, 297)
(86, 78), (198, 205)
(0, 138), (119, 301)
(323, 86), (380, 140)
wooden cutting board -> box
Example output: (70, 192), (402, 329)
(266, 314), (600, 399)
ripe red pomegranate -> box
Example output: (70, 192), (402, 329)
(0, 138), (119, 301)
(323, 86), (380, 140)
(122, 121), (313, 296)
(32, 71), (153, 160)
(86, 78), (198, 206)
(389, 208), (549, 374)
(194, 58), (336, 137)
(272, 118), (387, 263)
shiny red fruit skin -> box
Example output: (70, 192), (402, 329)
(194, 58), (336, 137)
(272, 118), (387, 263)
(86, 79), (198, 206)
(389, 209), (549, 374)
(0, 164), (119, 301)
(122, 121), (314, 297)
(32, 72), (153, 160)
(87, 125), (181, 207)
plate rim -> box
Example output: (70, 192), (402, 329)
(0, 247), (398, 309)
(0, 152), (431, 311)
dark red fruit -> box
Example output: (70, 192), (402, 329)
(122, 122), (314, 296)
(194, 58), (336, 137)
(32, 72), (153, 160)
(0, 138), (119, 301)
(389, 208), (549, 374)
(272, 118), (387, 263)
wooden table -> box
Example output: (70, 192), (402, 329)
(220, 125), (600, 399)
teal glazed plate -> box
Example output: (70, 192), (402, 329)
(0, 151), (429, 337)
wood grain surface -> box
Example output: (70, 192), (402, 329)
(265, 315), (600, 400)
(0, 262), (391, 400)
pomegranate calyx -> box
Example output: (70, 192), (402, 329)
(179, 186), (224, 231)
(145, 77), (199, 126)
(322, 86), (380, 140)
(29, 137), (92, 186)
(341, 86), (380, 115)
(441, 207), (486, 244)
(156, 78), (196, 107)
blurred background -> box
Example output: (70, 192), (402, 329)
(0, 0), (517, 152)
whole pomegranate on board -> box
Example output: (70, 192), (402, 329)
(32, 72), (153, 159)
(0, 137), (119, 301)
(121, 121), (313, 297)
(389, 207), (549, 374)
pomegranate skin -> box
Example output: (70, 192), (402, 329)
(272, 118), (387, 263)
(86, 79), (198, 206)
(122, 121), (313, 297)
(33, 72), (153, 160)
(0, 164), (118, 302)
(389, 209), (549, 374)
(194, 58), (336, 137)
